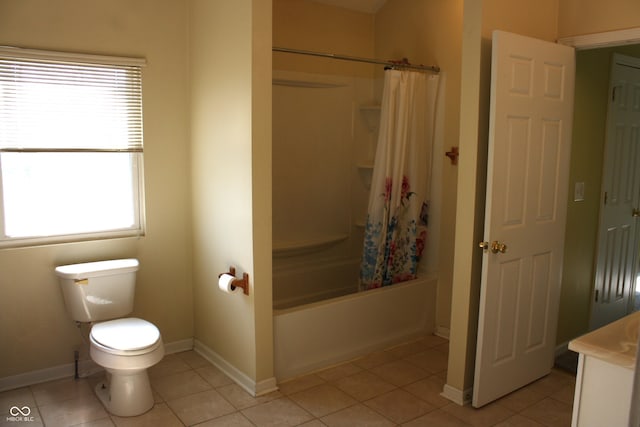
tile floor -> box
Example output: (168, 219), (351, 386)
(0, 334), (576, 426)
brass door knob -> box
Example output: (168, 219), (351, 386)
(491, 241), (507, 253)
(633, 208), (640, 217)
(480, 241), (507, 253)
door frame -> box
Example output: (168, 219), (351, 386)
(442, 25), (640, 405)
(558, 28), (640, 51)
(559, 30), (640, 340)
(472, 30), (575, 407)
(445, 26), (640, 408)
(589, 53), (640, 330)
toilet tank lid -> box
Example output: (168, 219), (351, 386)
(55, 259), (139, 279)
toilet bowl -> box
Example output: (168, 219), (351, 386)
(89, 318), (164, 417)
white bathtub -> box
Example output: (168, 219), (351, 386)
(273, 275), (437, 381)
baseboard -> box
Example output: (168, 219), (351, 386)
(555, 341), (570, 357)
(441, 384), (473, 406)
(193, 339), (278, 397)
(435, 342), (574, 407)
(435, 326), (450, 340)
(0, 338), (194, 393)
(0, 359), (101, 393)
(164, 338), (194, 355)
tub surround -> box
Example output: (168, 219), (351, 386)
(569, 311), (639, 426)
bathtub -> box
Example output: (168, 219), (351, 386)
(273, 274), (437, 381)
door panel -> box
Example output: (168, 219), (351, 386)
(538, 120), (561, 220)
(473, 31), (575, 408)
(527, 251), (552, 350)
(503, 116), (529, 225)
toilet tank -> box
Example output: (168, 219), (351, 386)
(55, 259), (139, 323)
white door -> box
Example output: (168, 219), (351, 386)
(473, 31), (575, 408)
(590, 54), (640, 331)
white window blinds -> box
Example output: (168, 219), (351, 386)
(0, 47), (145, 152)
(0, 47), (147, 247)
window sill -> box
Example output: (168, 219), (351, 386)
(0, 229), (145, 250)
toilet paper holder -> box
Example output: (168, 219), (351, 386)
(220, 267), (249, 295)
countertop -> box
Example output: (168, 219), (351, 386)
(568, 310), (640, 370)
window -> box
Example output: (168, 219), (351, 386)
(0, 47), (146, 248)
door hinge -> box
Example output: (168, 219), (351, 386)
(612, 87), (617, 102)
(595, 289), (599, 302)
(604, 191), (608, 205)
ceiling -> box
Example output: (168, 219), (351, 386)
(311, 0), (386, 14)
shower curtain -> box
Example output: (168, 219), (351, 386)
(360, 69), (440, 290)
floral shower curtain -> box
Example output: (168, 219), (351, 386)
(360, 69), (440, 290)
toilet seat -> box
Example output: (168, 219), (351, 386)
(90, 318), (161, 356)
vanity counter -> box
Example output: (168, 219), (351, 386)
(569, 310), (639, 369)
(568, 311), (639, 427)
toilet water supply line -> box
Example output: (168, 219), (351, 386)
(74, 321), (91, 379)
(74, 350), (79, 379)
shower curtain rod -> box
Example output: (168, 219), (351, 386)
(272, 46), (440, 73)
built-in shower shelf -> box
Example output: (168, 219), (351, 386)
(273, 234), (349, 257)
(359, 104), (381, 132)
(357, 164), (374, 190)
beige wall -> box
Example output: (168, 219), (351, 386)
(273, 0), (375, 77)
(482, 0), (559, 41)
(446, 0), (483, 400)
(0, 0), (193, 378)
(1, 0), (274, 390)
(558, 0), (640, 38)
(374, 0), (463, 332)
(252, 0), (275, 388)
(190, 0), (274, 387)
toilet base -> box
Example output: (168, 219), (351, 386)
(95, 369), (154, 417)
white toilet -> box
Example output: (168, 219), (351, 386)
(55, 259), (164, 417)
